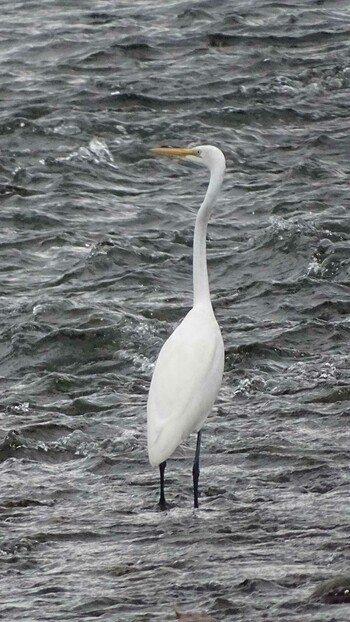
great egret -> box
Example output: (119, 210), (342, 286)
(147, 145), (225, 509)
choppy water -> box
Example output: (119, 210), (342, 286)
(1, 1), (350, 620)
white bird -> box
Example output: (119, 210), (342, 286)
(147, 145), (225, 509)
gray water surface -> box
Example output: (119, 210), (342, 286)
(1, 1), (350, 620)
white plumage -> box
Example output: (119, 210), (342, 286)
(147, 305), (224, 467)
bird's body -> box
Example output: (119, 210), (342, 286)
(148, 304), (224, 467)
(147, 144), (226, 509)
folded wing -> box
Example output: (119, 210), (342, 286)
(147, 306), (224, 466)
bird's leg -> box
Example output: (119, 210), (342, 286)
(193, 430), (202, 509)
(158, 460), (167, 510)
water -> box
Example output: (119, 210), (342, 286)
(1, 1), (350, 620)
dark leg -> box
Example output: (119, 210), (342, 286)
(158, 460), (167, 510)
(193, 430), (202, 509)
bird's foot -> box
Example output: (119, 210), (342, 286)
(157, 498), (170, 511)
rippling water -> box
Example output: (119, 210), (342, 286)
(1, 1), (350, 620)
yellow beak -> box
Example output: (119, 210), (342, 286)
(150, 147), (198, 158)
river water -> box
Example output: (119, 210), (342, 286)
(1, 1), (350, 620)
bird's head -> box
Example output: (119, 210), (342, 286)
(150, 145), (225, 172)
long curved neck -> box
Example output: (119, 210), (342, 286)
(193, 164), (224, 308)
